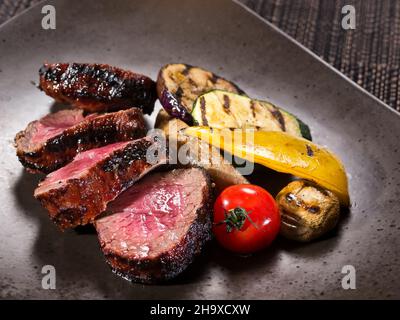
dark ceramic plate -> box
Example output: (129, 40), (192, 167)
(0, 0), (399, 299)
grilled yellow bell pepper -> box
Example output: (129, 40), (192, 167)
(182, 127), (350, 206)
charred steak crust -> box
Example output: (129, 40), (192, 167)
(15, 108), (146, 174)
(34, 137), (167, 230)
(39, 63), (157, 114)
(96, 168), (214, 284)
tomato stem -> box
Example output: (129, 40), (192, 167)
(216, 207), (258, 232)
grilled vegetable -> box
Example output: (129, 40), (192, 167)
(192, 90), (311, 140)
(182, 127), (350, 206)
(156, 64), (245, 124)
(155, 109), (249, 193)
(276, 180), (340, 242)
(213, 184), (280, 253)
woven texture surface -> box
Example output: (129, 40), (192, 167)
(1, 0), (399, 111)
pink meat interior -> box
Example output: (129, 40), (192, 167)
(43, 141), (130, 187)
(30, 110), (97, 145)
(96, 169), (205, 260)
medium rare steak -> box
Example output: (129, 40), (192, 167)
(39, 63), (157, 113)
(15, 108), (146, 174)
(95, 168), (213, 283)
(34, 136), (167, 230)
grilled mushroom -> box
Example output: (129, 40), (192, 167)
(276, 180), (340, 242)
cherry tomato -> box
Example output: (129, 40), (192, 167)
(213, 184), (280, 254)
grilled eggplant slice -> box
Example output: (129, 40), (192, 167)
(191, 90), (311, 140)
(156, 63), (245, 124)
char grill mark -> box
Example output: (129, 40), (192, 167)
(199, 96), (208, 126)
(175, 86), (184, 100)
(34, 137), (167, 230)
(223, 94), (231, 113)
(285, 191), (321, 214)
(101, 139), (152, 172)
(250, 101), (257, 118)
(39, 63), (157, 113)
(306, 144), (314, 157)
(15, 108), (146, 174)
(180, 65), (192, 76)
(270, 105), (286, 131)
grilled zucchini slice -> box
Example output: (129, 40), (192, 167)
(192, 90), (311, 140)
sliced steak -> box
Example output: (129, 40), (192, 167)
(39, 63), (157, 114)
(15, 108), (146, 174)
(95, 168), (213, 283)
(34, 136), (167, 230)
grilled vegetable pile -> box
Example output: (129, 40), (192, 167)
(156, 63), (350, 247)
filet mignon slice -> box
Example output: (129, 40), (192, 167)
(39, 63), (157, 114)
(15, 108), (146, 174)
(34, 136), (167, 230)
(95, 168), (213, 283)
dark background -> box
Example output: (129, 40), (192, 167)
(1, 0), (399, 111)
